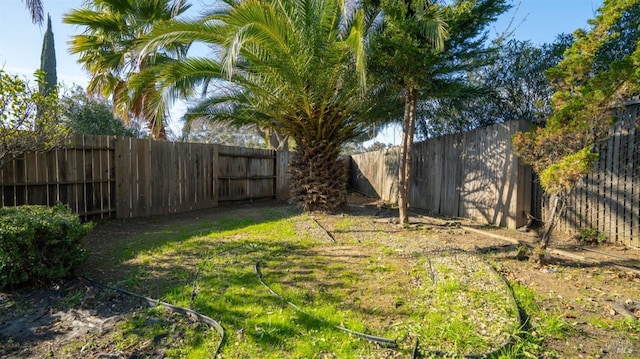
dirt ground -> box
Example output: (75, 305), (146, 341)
(1, 195), (639, 358)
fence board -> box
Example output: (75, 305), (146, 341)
(0, 134), (117, 219)
(633, 123), (640, 248)
(623, 124), (633, 240)
(218, 145), (276, 202)
(276, 151), (291, 200)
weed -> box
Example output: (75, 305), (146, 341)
(61, 289), (84, 308)
(574, 227), (607, 244)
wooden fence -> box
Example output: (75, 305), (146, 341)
(549, 102), (639, 248)
(349, 120), (532, 229)
(0, 135), (290, 220)
(350, 113), (639, 247)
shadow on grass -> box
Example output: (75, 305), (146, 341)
(74, 202), (526, 357)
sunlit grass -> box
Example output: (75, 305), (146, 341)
(63, 208), (531, 357)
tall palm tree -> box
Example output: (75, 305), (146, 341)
(64, 0), (191, 140)
(139, 0), (376, 211)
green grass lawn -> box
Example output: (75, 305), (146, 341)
(72, 206), (574, 358)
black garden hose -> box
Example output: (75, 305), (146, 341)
(254, 261), (398, 348)
(311, 217), (337, 243)
(79, 276), (225, 358)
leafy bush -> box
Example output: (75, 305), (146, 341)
(574, 227), (607, 245)
(0, 204), (93, 289)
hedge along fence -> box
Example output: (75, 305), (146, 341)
(349, 120), (535, 230)
(0, 135), (291, 220)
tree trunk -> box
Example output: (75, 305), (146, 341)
(257, 127), (289, 151)
(537, 191), (566, 264)
(398, 88), (418, 225)
(289, 140), (346, 212)
(149, 117), (167, 141)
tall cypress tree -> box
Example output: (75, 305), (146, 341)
(39, 13), (57, 96)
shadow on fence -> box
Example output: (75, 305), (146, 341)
(350, 120), (532, 229)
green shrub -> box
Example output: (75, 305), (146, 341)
(0, 204), (93, 289)
(574, 227), (607, 245)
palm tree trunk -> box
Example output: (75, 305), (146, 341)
(290, 140), (347, 212)
(398, 88), (418, 225)
(148, 117), (167, 141)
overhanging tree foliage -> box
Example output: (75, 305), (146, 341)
(21, 0), (44, 25)
(0, 71), (68, 169)
(64, 0), (191, 140)
(62, 86), (142, 137)
(416, 36), (573, 138)
(512, 0), (640, 257)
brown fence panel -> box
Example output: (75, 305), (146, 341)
(217, 145), (276, 202)
(348, 147), (399, 203)
(0, 134), (116, 220)
(276, 151), (292, 201)
(114, 138), (220, 218)
(2, 135), (289, 220)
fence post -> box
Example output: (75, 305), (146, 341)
(276, 150), (290, 201)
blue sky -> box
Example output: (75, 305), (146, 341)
(0, 0), (603, 140)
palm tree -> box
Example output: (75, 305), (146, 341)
(139, 0), (376, 211)
(64, 0), (191, 140)
(22, 0), (44, 25)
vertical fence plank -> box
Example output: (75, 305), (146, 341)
(623, 123), (633, 240)
(115, 136), (131, 218)
(603, 126), (614, 241)
(276, 151), (290, 201)
(632, 122), (640, 248)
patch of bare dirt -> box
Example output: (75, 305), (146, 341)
(0, 278), (146, 358)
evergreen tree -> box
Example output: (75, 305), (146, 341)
(513, 0), (640, 259)
(39, 13), (57, 96)
(367, 0), (509, 224)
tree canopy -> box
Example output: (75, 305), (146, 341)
(64, 0), (191, 140)
(416, 35), (573, 138)
(0, 71), (68, 168)
(514, 0), (640, 194)
(366, 0), (510, 223)
(61, 86), (142, 137)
